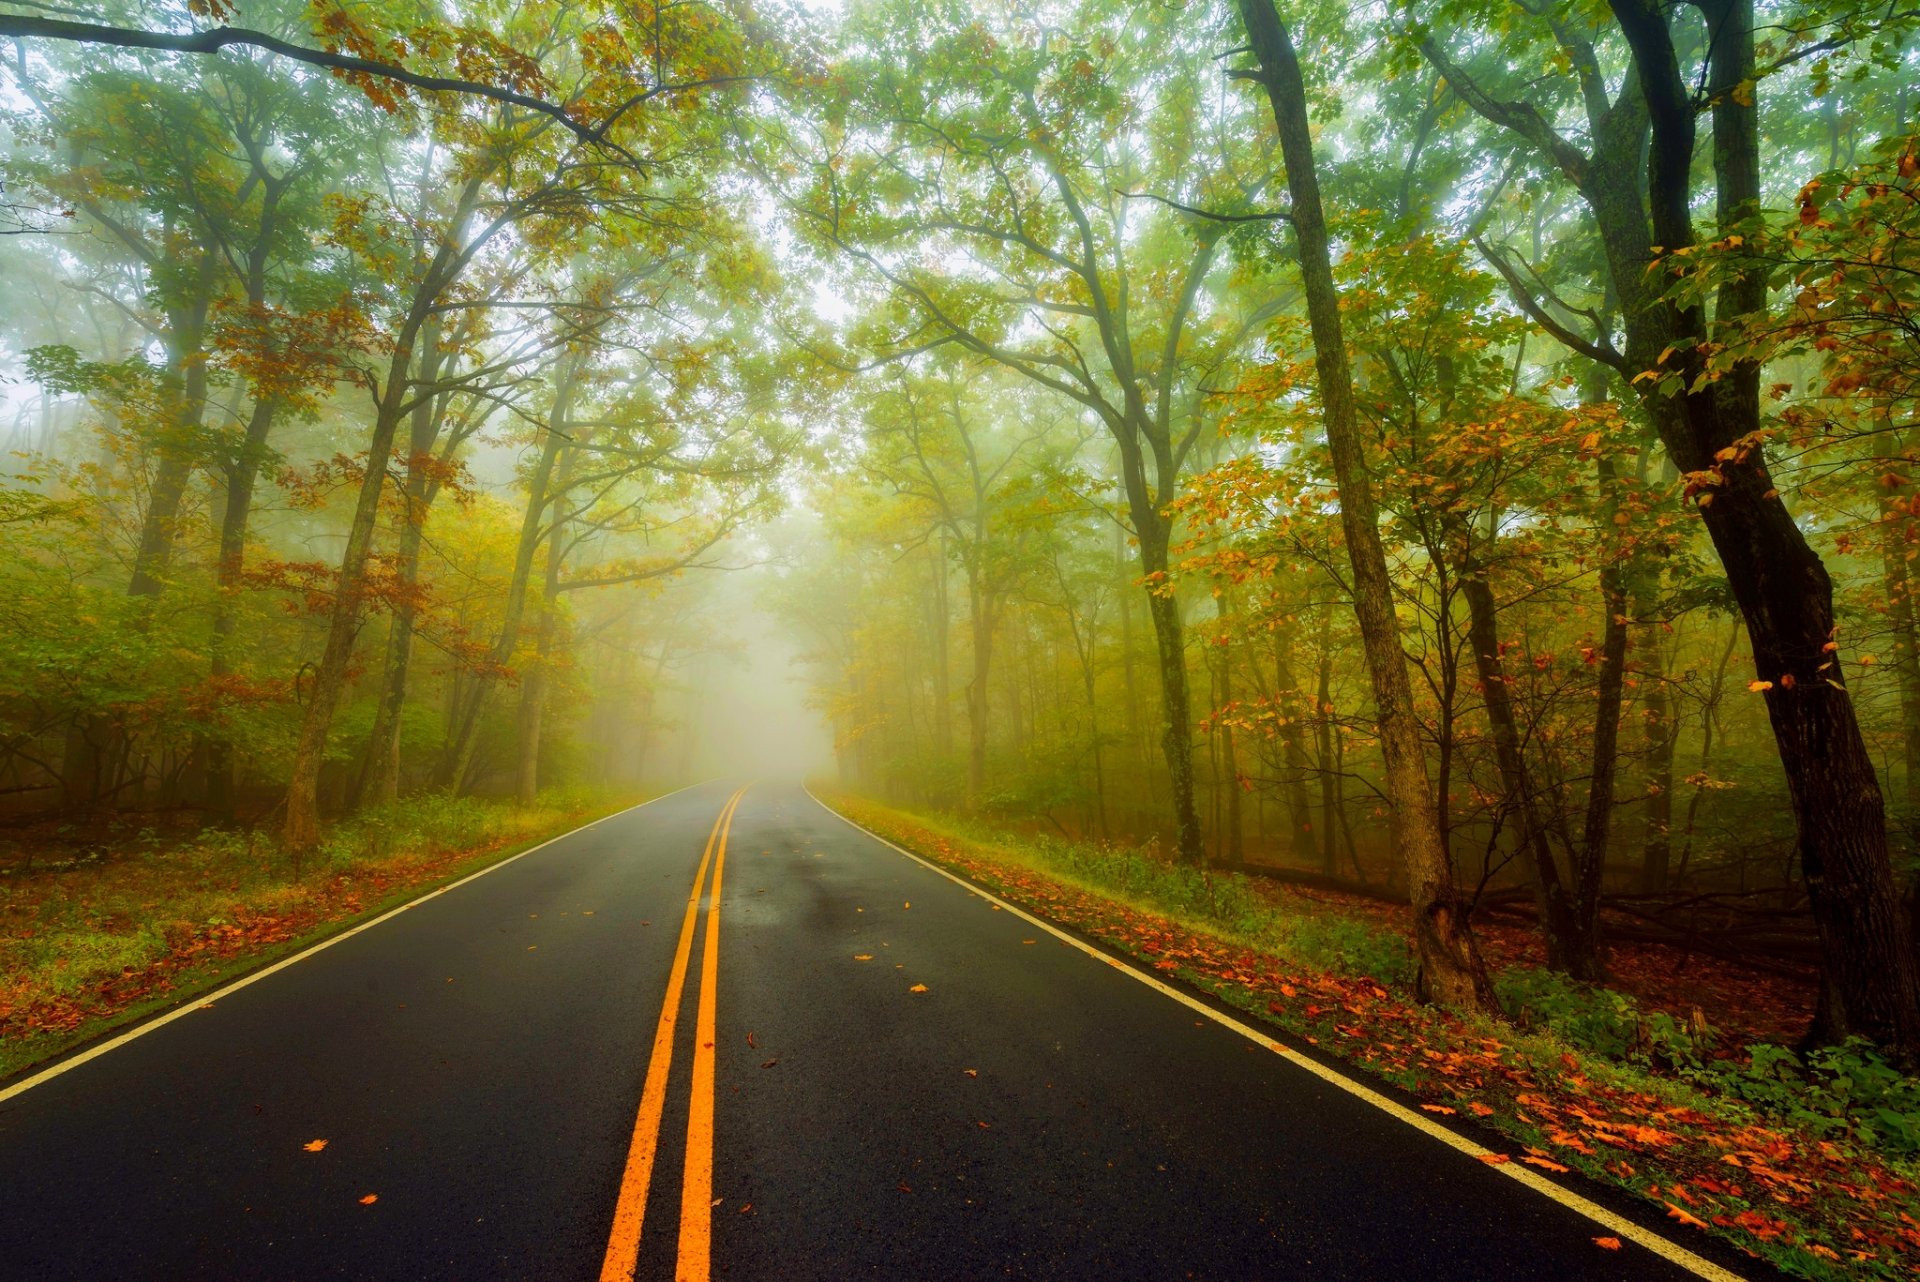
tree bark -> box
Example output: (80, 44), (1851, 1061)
(1461, 572), (1583, 973)
(1272, 615), (1318, 861)
(1234, 0), (1496, 1011)
(204, 393), (280, 820)
(1605, 0), (1920, 1057)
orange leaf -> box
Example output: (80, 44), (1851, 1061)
(1477, 1153), (1510, 1165)
(909, 983), (929, 993)
(1521, 1155), (1570, 1173)
(1420, 1104), (1456, 1115)
(853, 954), (874, 961)
(1666, 1203), (1707, 1230)
(1593, 1236), (1622, 1251)
(1468, 1102), (1495, 1117)
(359, 1194), (378, 1206)
(302, 1139), (329, 1153)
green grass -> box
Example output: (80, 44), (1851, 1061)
(0, 786), (647, 1082)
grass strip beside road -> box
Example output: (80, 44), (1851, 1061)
(0, 787), (651, 1084)
(815, 789), (1920, 1282)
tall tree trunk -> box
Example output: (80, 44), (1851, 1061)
(1877, 457), (1920, 818)
(1638, 616), (1675, 893)
(1236, 0), (1496, 1011)
(1215, 594), (1244, 863)
(1314, 603), (1338, 875)
(1130, 505), (1205, 863)
(1569, 461), (1634, 981)
(964, 570), (994, 806)
(515, 496), (568, 806)
(1272, 615), (1318, 861)
(66, 256), (219, 809)
(438, 354), (579, 792)
(204, 394), (280, 820)
(283, 365), (413, 853)
(1461, 572), (1582, 973)
(355, 323), (451, 810)
(1609, 0), (1920, 1056)
(929, 544), (955, 762)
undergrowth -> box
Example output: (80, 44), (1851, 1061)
(0, 786), (634, 1077)
(824, 791), (1920, 1279)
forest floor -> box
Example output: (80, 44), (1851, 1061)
(819, 790), (1920, 1282)
(0, 787), (645, 1083)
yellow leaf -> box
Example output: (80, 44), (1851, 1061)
(853, 954), (874, 961)
(909, 983), (929, 993)
(1748, 680), (1773, 692)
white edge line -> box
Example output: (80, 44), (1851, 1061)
(0, 780), (717, 1106)
(805, 786), (1749, 1282)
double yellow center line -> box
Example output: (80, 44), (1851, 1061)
(600, 786), (746, 1282)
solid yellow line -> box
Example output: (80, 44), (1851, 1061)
(599, 787), (745, 1282)
(674, 784), (741, 1282)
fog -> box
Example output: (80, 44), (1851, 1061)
(670, 570), (837, 785)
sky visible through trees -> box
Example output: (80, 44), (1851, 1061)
(3, 0), (1920, 1210)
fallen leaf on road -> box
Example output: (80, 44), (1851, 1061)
(526, 945), (537, 951)
(976, 1121), (990, 1129)
(738, 1204), (752, 1214)
(1666, 1203), (1707, 1230)
(1477, 1154), (1510, 1165)
(903, 902), (911, 909)
(854, 954), (874, 961)
(746, 1032), (757, 1049)
(897, 1183), (912, 1194)
(1022, 939), (1035, 945)
(712, 1197), (724, 1208)
(1521, 1155), (1570, 1173)
(302, 1140), (328, 1152)
(909, 983), (928, 993)
(1420, 1104), (1455, 1115)
(761, 1058), (779, 1069)
(359, 1194), (378, 1206)
(964, 1069), (978, 1077)
(1593, 1236), (1622, 1251)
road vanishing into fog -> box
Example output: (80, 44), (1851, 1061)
(0, 781), (1768, 1281)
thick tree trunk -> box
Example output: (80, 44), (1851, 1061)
(1606, 0), (1920, 1057)
(1132, 508), (1206, 863)
(283, 371), (412, 853)
(1236, 0), (1495, 1011)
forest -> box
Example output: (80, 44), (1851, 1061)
(2, 0), (1920, 1272)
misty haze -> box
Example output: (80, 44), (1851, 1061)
(0, 0), (1916, 1279)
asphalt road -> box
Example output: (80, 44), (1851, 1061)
(0, 780), (1767, 1280)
